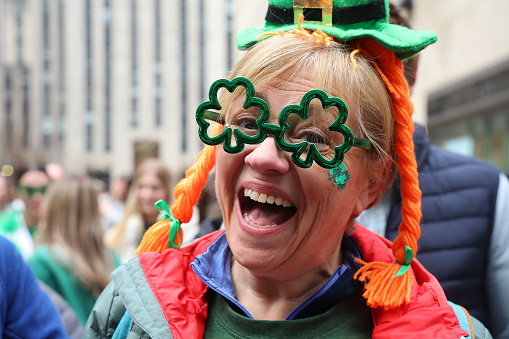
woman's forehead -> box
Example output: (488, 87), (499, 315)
(19, 171), (49, 185)
(225, 76), (353, 114)
(257, 77), (332, 100)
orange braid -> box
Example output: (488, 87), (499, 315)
(136, 124), (221, 254)
(352, 39), (422, 310)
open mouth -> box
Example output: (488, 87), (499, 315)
(240, 188), (297, 228)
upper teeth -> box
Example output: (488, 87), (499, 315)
(244, 188), (293, 207)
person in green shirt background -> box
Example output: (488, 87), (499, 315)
(29, 175), (120, 324)
(0, 165), (50, 259)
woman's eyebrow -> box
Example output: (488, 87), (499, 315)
(203, 110), (225, 124)
(308, 101), (338, 117)
(254, 91), (270, 103)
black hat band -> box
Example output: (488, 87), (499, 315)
(266, 0), (386, 26)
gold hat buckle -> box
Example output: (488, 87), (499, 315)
(294, 0), (333, 27)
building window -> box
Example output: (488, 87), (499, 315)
(58, 0), (66, 150)
(199, 0), (206, 100)
(15, 8), (23, 61)
(104, 0), (112, 151)
(154, 0), (162, 127)
(42, 0), (51, 149)
(431, 109), (509, 172)
(85, 0), (94, 152)
(22, 67), (30, 148)
(180, 0), (187, 152)
(428, 58), (509, 172)
(131, 0), (138, 127)
(226, 0), (234, 71)
(3, 69), (13, 150)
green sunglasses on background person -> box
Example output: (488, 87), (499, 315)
(16, 184), (48, 200)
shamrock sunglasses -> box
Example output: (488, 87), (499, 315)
(16, 184), (48, 199)
(196, 77), (373, 169)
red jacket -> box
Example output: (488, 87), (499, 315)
(138, 225), (468, 339)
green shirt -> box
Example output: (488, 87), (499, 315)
(0, 209), (34, 259)
(29, 245), (119, 324)
(204, 290), (373, 338)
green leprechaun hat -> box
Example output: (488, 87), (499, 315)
(236, 0), (437, 60)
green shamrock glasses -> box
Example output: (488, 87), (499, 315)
(16, 184), (48, 199)
(196, 77), (373, 169)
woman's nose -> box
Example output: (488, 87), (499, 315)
(245, 137), (290, 174)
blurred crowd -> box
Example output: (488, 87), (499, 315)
(0, 158), (208, 338)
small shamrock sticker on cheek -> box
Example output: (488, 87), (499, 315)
(328, 164), (351, 189)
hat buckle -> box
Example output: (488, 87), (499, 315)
(294, 0), (333, 27)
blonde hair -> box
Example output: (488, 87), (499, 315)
(106, 158), (171, 253)
(37, 176), (114, 296)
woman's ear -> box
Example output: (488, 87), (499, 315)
(354, 157), (393, 214)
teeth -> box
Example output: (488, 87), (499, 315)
(244, 188), (293, 207)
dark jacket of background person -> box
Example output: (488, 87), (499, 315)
(359, 124), (506, 335)
(0, 235), (68, 338)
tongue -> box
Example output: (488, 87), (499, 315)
(244, 203), (294, 226)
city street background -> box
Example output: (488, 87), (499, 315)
(1, 0), (508, 186)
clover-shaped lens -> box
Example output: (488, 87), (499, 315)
(276, 89), (354, 169)
(196, 77), (270, 154)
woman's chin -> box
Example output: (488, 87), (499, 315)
(224, 212), (296, 271)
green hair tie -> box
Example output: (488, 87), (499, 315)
(394, 246), (414, 277)
(154, 199), (182, 249)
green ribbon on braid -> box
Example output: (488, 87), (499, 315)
(394, 246), (414, 277)
(154, 199), (182, 249)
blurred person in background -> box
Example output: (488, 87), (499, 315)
(14, 165), (50, 238)
(6, 172), (84, 337)
(0, 176), (21, 244)
(0, 235), (68, 338)
(0, 165), (51, 259)
(28, 176), (119, 325)
(45, 162), (66, 182)
(105, 158), (172, 263)
(355, 3), (509, 337)
(99, 175), (131, 230)
(0, 175), (14, 211)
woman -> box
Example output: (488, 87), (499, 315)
(84, 0), (491, 337)
(105, 158), (172, 263)
(29, 176), (118, 325)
